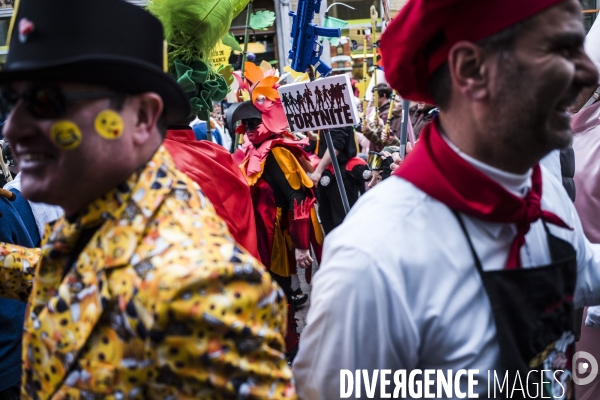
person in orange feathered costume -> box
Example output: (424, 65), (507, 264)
(231, 63), (324, 360)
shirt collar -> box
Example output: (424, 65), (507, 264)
(441, 134), (531, 239)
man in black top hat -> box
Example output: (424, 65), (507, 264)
(0, 0), (294, 398)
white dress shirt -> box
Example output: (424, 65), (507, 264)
(293, 153), (600, 399)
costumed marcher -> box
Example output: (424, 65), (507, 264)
(3, 143), (64, 245)
(361, 83), (400, 152)
(212, 104), (234, 152)
(386, 98), (404, 140)
(0, 0), (294, 398)
(409, 102), (436, 140)
(0, 187), (35, 399)
(569, 16), (600, 399)
(361, 123), (400, 152)
(573, 19), (600, 245)
(0, 139), (17, 187)
(293, 1), (600, 398)
(231, 62), (323, 360)
(364, 143), (414, 190)
(147, 0), (259, 259)
(191, 116), (231, 150)
(0, 172), (63, 398)
(308, 126), (367, 235)
(0, 141), (64, 399)
(191, 120), (221, 144)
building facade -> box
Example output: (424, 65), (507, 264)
(320, 0), (600, 95)
(584, 0), (599, 31)
(0, 0), (596, 72)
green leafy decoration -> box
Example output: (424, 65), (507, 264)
(233, 0), (251, 19)
(221, 33), (242, 52)
(218, 64), (235, 87)
(146, 0), (237, 68)
(174, 58), (229, 116)
(322, 16), (347, 47)
(249, 11), (276, 31)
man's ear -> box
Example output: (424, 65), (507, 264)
(132, 92), (163, 145)
(447, 41), (490, 102)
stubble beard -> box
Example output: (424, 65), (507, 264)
(488, 56), (572, 164)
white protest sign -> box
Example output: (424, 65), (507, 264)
(278, 74), (359, 133)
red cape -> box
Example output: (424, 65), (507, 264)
(164, 129), (259, 259)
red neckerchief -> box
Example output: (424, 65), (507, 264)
(394, 120), (572, 269)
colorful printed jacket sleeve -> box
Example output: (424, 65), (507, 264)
(145, 205), (296, 399)
(0, 243), (41, 301)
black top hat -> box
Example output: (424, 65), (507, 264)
(0, 0), (189, 123)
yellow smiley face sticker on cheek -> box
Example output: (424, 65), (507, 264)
(95, 110), (124, 140)
(50, 121), (82, 150)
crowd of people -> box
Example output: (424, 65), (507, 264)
(3, 0), (600, 399)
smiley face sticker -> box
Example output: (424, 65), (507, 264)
(95, 110), (124, 140)
(50, 121), (82, 150)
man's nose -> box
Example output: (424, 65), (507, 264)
(3, 98), (36, 144)
(576, 51), (600, 88)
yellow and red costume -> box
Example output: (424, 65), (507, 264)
(237, 135), (323, 280)
(232, 63), (323, 355)
(233, 63), (323, 284)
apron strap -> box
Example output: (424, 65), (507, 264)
(542, 220), (577, 264)
(452, 210), (484, 274)
(454, 212), (569, 270)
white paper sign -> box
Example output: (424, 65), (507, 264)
(278, 74), (359, 133)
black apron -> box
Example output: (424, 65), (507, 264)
(454, 211), (577, 400)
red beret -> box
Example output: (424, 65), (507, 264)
(381, 0), (566, 104)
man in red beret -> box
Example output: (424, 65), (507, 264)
(294, 0), (600, 398)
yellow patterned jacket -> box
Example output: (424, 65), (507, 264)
(0, 146), (295, 399)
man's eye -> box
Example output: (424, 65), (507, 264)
(561, 48), (574, 56)
(554, 46), (577, 57)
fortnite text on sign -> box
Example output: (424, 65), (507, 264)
(278, 74), (359, 133)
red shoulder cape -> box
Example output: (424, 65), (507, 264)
(164, 129), (259, 259)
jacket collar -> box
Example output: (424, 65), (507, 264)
(166, 128), (195, 141)
(23, 145), (178, 398)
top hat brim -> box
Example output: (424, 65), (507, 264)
(0, 56), (190, 124)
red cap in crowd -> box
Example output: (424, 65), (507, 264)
(381, 0), (566, 104)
